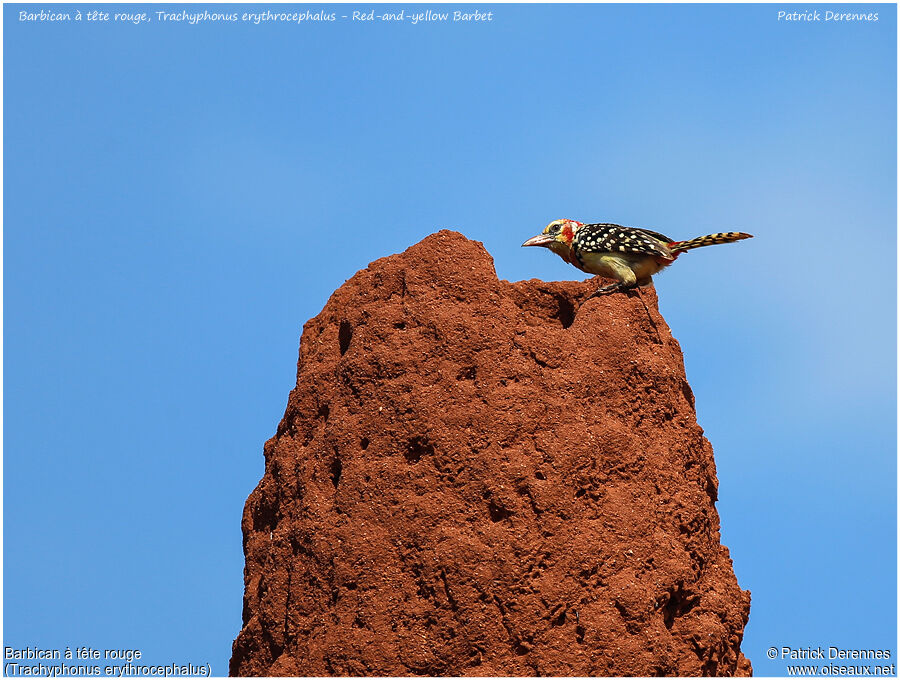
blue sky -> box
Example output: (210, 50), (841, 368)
(4, 3), (896, 676)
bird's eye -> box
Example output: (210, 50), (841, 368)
(548, 224), (561, 234)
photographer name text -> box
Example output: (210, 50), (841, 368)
(777, 10), (879, 22)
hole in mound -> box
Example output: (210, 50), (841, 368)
(338, 320), (353, 355)
(360, 437), (370, 450)
(405, 436), (433, 464)
(251, 497), (278, 532)
(661, 585), (700, 629)
(456, 365), (477, 381)
(511, 287), (580, 329)
(554, 295), (576, 329)
(488, 500), (513, 522)
(330, 456), (342, 487)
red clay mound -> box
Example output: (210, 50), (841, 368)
(230, 230), (751, 676)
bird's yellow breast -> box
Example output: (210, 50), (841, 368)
(578, 252), (671, 280)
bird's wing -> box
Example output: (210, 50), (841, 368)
(634, 227), (674, 244)
(575, 223), (673, 259)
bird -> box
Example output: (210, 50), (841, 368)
(522, 219), (752, 299)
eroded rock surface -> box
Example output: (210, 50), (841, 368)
(230, 230), (751, 676)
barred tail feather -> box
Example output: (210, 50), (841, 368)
(669, 231), (752, 253)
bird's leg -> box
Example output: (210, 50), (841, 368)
(578, 282), (637, 308)
(589, 282), (627, 298)
(582, 260), (639, 303)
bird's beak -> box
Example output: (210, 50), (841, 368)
(522, 234), (555, 248)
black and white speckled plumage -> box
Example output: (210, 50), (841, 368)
(571, 223), (674, 267)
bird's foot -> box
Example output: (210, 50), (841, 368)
(590, 283), (624, 298)
(578, 282), (642, 308)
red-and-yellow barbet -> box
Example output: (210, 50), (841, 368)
(523, 219), (752, 299)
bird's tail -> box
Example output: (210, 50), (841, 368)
(669, 232), (752, 253)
